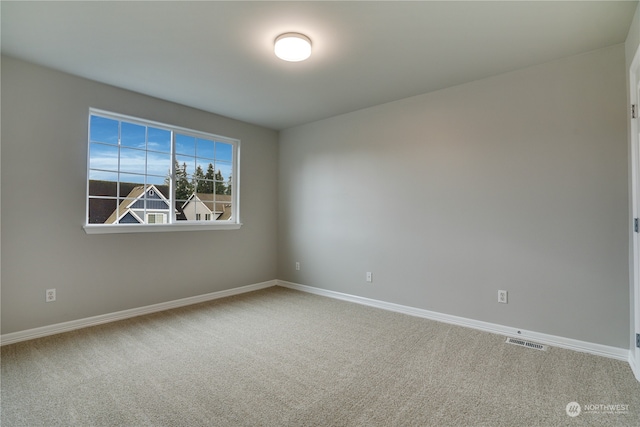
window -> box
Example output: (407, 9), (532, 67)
(85, 109), (240, 234)
(147, 213), (166, 224)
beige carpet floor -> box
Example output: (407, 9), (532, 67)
(2, 286), (640, 426)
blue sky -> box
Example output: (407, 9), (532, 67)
(89, 115), (233, 186)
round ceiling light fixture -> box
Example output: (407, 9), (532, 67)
(274, 33), (312, 62)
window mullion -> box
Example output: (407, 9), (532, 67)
(144, 125), (149, 224)
(170, 130), (176, 224)
(117, 121), (122, 223)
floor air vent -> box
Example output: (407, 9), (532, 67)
(505, 337), (547, 351)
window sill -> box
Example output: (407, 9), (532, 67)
(83, 222), (242, 234)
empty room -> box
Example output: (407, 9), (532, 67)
(3, 1), (640, 426)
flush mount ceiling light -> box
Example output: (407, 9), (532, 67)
(274, 33), (311, 62)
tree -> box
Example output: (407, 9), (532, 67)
(225, 174), (232, 195)
(199, 163), (215, 194)
(194, 165), (206, 193)
(175, 161), (194, 201)
(215, 170), (227, 195)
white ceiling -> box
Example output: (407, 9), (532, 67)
(1, 1), (637, 130)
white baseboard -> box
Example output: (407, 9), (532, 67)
(277, 280), (630, 362)
(0, 280), (277, 346)
(630, 352), (640, 382)
(3, 278), (631, 366)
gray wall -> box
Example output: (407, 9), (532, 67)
(626, 3), (640, 70)
(279, 45), (629, 348)
(1, 56), (279, 334)
(1, 43), (632, 350)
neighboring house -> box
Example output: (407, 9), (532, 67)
(105, 184), (172, 224)
(182, 193), (232, 221)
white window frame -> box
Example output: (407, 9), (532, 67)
(84, 108), (241, 234)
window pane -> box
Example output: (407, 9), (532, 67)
(216, 162), (232, 183)
(213, 184), (224, 196)
(198, 192), (214, 202)
(148, 213), (166, 224)
(188, 192), (213, 221)
(175, 165), (194, 202)
(88, 197), (117, 224)
(176, 197), (195, 221)
(175, 134), (195, 156)
(176, 199), (189, 221)
(89, 170), (118, 185)
(121, 122), (146, 149)
(144, 185), (170, 210)
(194, 178), (214, 194)
(215, 202), (232, 221)
(197, 138), (215, 159)
(119, 173), (146, 187)
(195, 158), (212, 177)
(176, 155), (195, 178)
(146, 175), (165, 186)
(147, 151), (171, 178)
(194, 164), (206, 183)
(90, 116), (118, 144)
(152, 184), (171, 200)
(119, 147), (146, 175)
(215, 142), (233, 162)
(88, 173), (118, 196)
(148, 127), (171, 153)
(115, 199), (142, 224)
(90, 143), (119, 171)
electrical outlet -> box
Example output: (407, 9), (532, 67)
(46, 289), (56, 302)
(498, 290), (507, 304)
(366, 272), (372, 283)
(295, 262), (300, 271)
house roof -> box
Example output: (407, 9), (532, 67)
(104, 184), (171, 224)
(184, 193), (233, 221)
(104, 186), (146, 224)
(88, 181), (171, 222)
